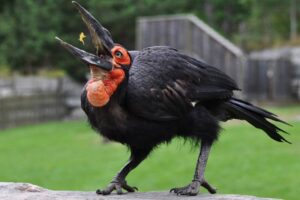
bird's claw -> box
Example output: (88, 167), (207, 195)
(96, 180), (138, 195)
(170, 181), (200, 196)
(170, 179), (216, 196)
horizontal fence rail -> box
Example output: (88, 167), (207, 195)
(0, 93), (67, 129)
(0, 76), (83, 129)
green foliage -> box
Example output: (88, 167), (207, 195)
(0, 0), (251, 80)
(0, 0), (298, 79)
(238, 0), (300, 50)
(0, 0), (87, 80)
(0, 106), (299, 199)
(0, 64), (12, 77)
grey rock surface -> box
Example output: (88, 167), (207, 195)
(0, 182), (278, 200)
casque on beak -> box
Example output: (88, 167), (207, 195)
(55, 1), (115, 72)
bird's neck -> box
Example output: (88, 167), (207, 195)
(86, 68), (125, 107)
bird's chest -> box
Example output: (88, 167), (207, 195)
(86, 101), (128, 142)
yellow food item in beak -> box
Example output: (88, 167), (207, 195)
(79, 32), (86, 45)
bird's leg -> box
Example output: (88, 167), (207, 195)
(170, 140), (217, 196)
(96, 150), (149, 195)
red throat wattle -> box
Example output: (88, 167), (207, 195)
(86, 66), (125, 107)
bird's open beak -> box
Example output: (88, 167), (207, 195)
(55, 37), (113, 71)
(72, 1), (114, 55)
(55, 1), (115, 71)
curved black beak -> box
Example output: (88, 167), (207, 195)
(55, 37), (112, 71)
(72, 1), (114, 55)
(55, 1), (115, 71)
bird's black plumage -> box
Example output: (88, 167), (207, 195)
(58, 2), (289, 196)
(127, 46), (238, 121)
(81, 45), (288, 148)
(80, 45), (289, 195)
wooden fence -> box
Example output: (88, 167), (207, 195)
(245, 51), (296, 101)
(0, 76), (83, 129)
(137, 14), (246, 92)
(136, 15), (299, 101)
(0, 93), (67, 129)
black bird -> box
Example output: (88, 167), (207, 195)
(56, 2), (289, 196)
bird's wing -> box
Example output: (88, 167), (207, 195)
(127, 46), (238, 121)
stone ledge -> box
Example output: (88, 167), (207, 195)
(0, 182), (278, 200)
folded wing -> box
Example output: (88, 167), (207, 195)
(127, 46), (239, 121)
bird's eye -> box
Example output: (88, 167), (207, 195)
(115, 51), (123, 58)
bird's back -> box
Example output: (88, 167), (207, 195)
(127, 46), (238, 121)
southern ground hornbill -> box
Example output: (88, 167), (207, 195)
(56, 1), (290, 196)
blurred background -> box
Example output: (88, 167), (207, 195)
(0, 0), (299, 199)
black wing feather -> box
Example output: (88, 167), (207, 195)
(127, 46), (238, 121)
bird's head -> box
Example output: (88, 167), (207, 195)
(56, 1), (131, 107)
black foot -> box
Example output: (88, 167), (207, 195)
(96, 180), (138, 195)
(170, 179), (217, 196)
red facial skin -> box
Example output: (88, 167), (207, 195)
(86, 45), (129, 107)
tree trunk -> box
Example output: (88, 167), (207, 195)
(290, 0), (298, 40)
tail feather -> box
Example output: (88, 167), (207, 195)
(225, 99), (290, 143)
(231, 98), (290, 126)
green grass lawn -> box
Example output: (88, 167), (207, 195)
(0, 106), (299, 199)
